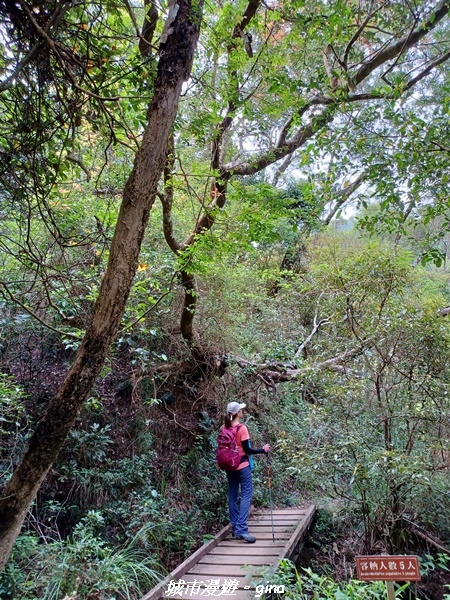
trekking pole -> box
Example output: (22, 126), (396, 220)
(266, 453), (275, 542)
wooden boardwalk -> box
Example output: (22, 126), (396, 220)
(142, 504), (315, 600)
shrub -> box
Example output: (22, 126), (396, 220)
(0, 511), (162, 600)
(266, 560), (410, 599)
(0, 373), (29, 488)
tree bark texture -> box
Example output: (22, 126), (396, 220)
(0, 0), (204, 571)
(180, 270), (198, 343)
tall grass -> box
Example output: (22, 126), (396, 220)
(1, 512), (163, 600)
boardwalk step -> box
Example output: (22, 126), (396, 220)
(141, 504), (316, 600)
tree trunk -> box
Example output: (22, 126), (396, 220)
(180, 270), (198, 343)
(0, 0), (204, 571)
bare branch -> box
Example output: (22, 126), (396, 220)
(0, 282), (81, 340)
(0, 0), (69, 92)
(230, 337), (375, 382)
(123, 0), (142, 40)
(323, 45), (340, 89)
(394, 200), (415, 245)
(403, 518), (450, 554)
(17, 0), (121, 102)
(294, 296), (331, 360)
(403, 49), (450, 91)
(323, 172), (365, 225)
(66, 154), (91, 182)
(432, 140), (450, 153)
(343, 0), (387, 68)
(294, 319), (331, 360)
(138, 0), (159, 56)
(272, 153), (294, 186)
(354, 0), (450, 87)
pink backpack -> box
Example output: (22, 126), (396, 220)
(216, 424), (243, 470)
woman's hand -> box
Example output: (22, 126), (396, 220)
(263, 443), (271, 453)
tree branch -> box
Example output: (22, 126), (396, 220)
(222, 1), (450, 179)
(323, 172), (365, 225)
(294, 297), (330, 360)
(211, 0), (262, 171)
(66, 154), (91, 182)
(160, 136), (182, 253)
(17, 0), (121, 102)
(354, 0), (450, 87)
(0, 282), (81, 340)
(272, 153), (294, 186)
(0, 0), (69, 92)
(224, 105), (337, 176)
(403, 49), (450, 92)
(138, 0), (159, 56)
(343, 0), (384, 69)
(230, 337), (375, 382)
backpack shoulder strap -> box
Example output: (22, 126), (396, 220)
(234, 423), (244, 443)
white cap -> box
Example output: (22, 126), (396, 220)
(226, 401), (246, 415)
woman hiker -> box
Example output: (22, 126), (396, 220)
(223, 401), (270, 543)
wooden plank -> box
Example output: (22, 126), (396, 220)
(249, 518), (302, 525)
(255, 509), (306, 516)
(220, 539), (286, 547)
(250, 515), (301, 520)
(187, 563), (270, 576)
(251, 510), (306, 520)
(144, 504), (316, 600)
(220, 536), (284, 546)
(248, 524), (296, 530)
(250, 511), (306, 517)
(197, 548), (278, 565)
(249, 524), (296, 530)
(221, 530), (282, 552)
(178, 574), (261, 586)
(249, 518), (300, 524)
(269, 508), (306, 512)
(278, 504), (316, 560)
(248, 515), (305, 525)
(247, 532), (291, 539)
(249, 521), (298, 533)
(210, 546), (280, 556)
(141, 523), (232, 600)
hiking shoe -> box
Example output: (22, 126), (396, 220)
(236, 533), (256, 543)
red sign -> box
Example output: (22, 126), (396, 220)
(356, 555), (421, 581)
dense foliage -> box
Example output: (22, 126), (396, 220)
(1, 0), (450, 597)
(1, 229), (450, 598)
